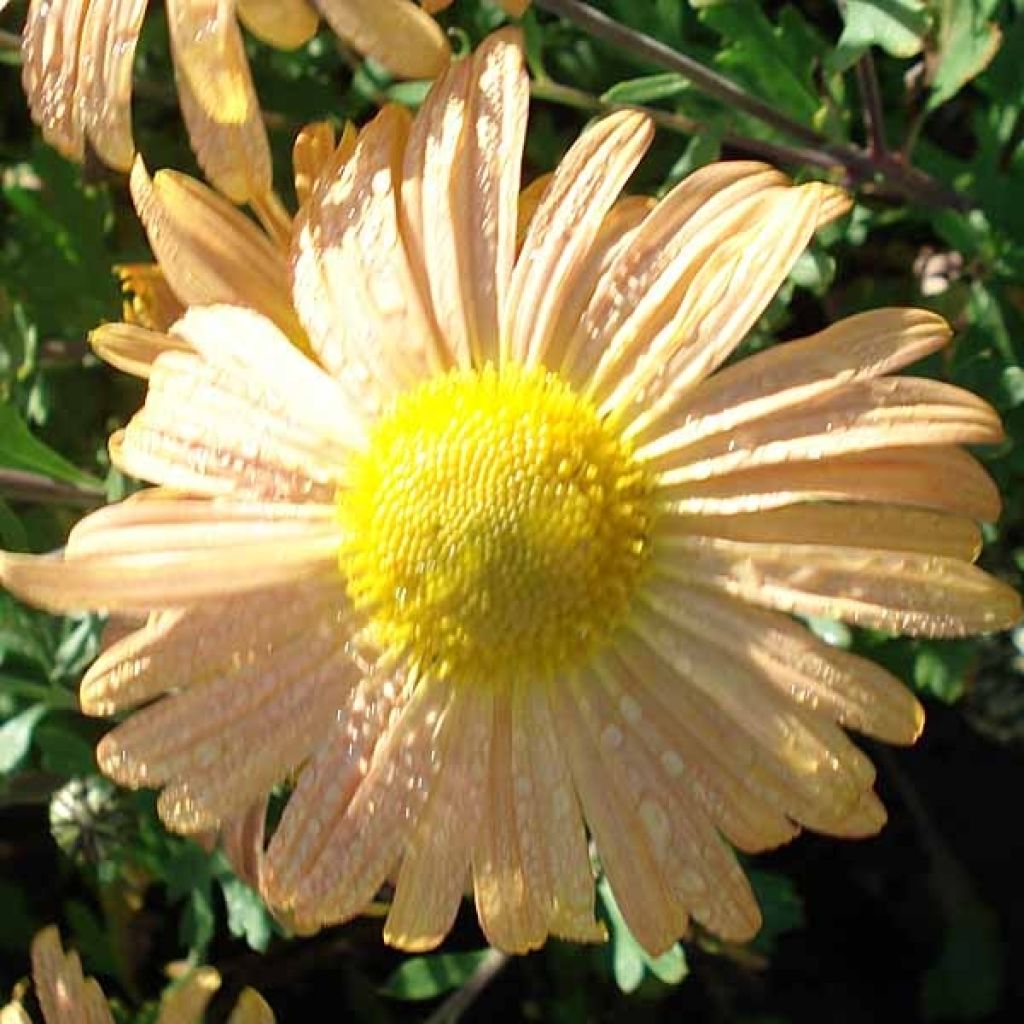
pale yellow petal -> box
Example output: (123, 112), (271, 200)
(1, 1002), (32, 1024)
(30, 927), (114, 1024)
(636, 307), (952, 450)
(227, 989), (276, 1024)
(154, 967), (220, 1024)
(402, 30), (529, 368)
(652, 377), (1003, 487)
(614, 627), (883, 838)
(273, 678), (452, 931)
(316, 0), (450, 78)
(166, 0), (271, 202)
(385, 685), (493, 951)
(129, 160), (302, 342)
(662, 445), (1001, 523)
(641, 578), (924, 744)
(592, 181), (844, 425)
(575, 663), (762, 942)
(504, 109), (654, 368)
(654, 535), (1022, 637)
(114, 346), (346, 500)
(667, 503), (982, 562)
(564, 161), (787, 390)
(75, 0), (147, 169)
(293, 121), (341, 209)
(236, 0), (318, 49)
(291, 105), (447, 411)
(90, 323), (191, 380)
(263, 673), (404, 909)
(0, 519), (339, 614)
(547, 679), (690, 955)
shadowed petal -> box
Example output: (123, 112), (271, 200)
(30, 927), (114, 1024)
(236, 0), (319, 48)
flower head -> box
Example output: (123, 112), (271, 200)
(16, 0), (510, 203)
(2, 30), (1019, 956)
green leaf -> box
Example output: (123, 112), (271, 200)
(926, 0), (1002, 109)
(748, 871), (805, 956)
(601, 73), (689, 105)
(0, 703), (47, 774)
(832, 0), (932, 70)
(0, 500), (29, 552)
(913, 642), (976, 704)
(0, 404), (102, 489)
(598, 877), (689, 993)
(380, 950), (493, 1001)
(220, 876), (274, 953)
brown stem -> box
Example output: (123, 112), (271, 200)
(856, 52), (887, 156)
(422, 949), (509, 1024)
(0, 468), (103, 507)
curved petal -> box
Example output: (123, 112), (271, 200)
(0, 514), (340, 614)
(314, 0), (450, 79)
(21, 0), (89, 161)
(293, 121), (344, 209)
(652, 534), (1022, 637)
(401, 31), (529, 368)
(636, 307), (952, 451)
(90, 322), (191, 379)
(650, 377), (1003, 485)
(76, 0), (147, 169)
(129, 160), (303, 343)
(30, 927), (114, 1024)
(236, 0), (319, 49)
(291, 105), (447, 412)
(660, 445), (1001, 523)
(503, 109), (654, 368)
(665, 503), (982, 562)
(166, 0), (271, 203)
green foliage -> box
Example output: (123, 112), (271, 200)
(381, 950), (494, 1001)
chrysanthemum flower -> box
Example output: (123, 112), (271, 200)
(2, 31), (1020, 955)
(2, 927), (273, 1024)
(17, 0), (522, 202)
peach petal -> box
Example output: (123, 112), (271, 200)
(236, 0), (319, 49)
(635, 307), (952, 451)
(504, 109), (654, 368)
(89, 323), (191, 380)
(661, 446), (1001, 523)
(226, 990), (276, 1024)
(385, 685), (493, 951)
(653, 535), (1022, 637)
(293, 121), (343, 209)
(30, 927), (114, 1024)
(650, 377), (1003, 484)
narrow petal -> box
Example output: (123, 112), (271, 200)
(31, 928), (114, 1024)
(401, 31), (529, 368)
(651, 378), (1003, 485)
(563, 162), (788, 390)
(220, 798), (268, 893)
(166, 0), (271, 202)
(504, 110), (654, 367)
(292, 105), (447, 412)
(76, 0), (147, 169)
(385, 685), (493, 951)
(129, 160), (303, 342)
(574, 662), (762, 942)
(666, 503), (982, 562)
(226, 990), (275, 1024)
(89, 323), (191, 380)
(653, 535), (1022, 637)
(615, 624), (885, 838)
(154, 968), (221, 1024)
(262, 672), (405, 908)
(0, 517), (339, 614)
(635, 307), (952, 451)
(236, 0), (319, 48)
(275, 677), (453, 931)
(591, 181), (845, 425)
(293, 121), (344, 209)
(98, 605), (360, 830)
(114, 341), (348, 500)
(641, 577), (924, 744)
(315, 0), (450, 78)
(661, 445), (1001, 523)
(548, 678), (690, 954)
(472, 681), (604, 951)
(116, 263), (187, 332)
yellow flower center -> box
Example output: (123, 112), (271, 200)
(338, 365), (654, 687)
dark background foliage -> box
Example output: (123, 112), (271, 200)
(1, 1), (1023, 1020)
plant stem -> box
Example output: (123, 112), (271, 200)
(856, 52), (887, 156)
(423, 948), (509, 1024)
(0, 673), (78, 710)
(0, 469), (103, 507)
(530, 0), (971, 211)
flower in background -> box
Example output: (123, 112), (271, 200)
(1, 927), (273, 1023)
(16, 0), (525, 204)
(2, 30), (1019, 956)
